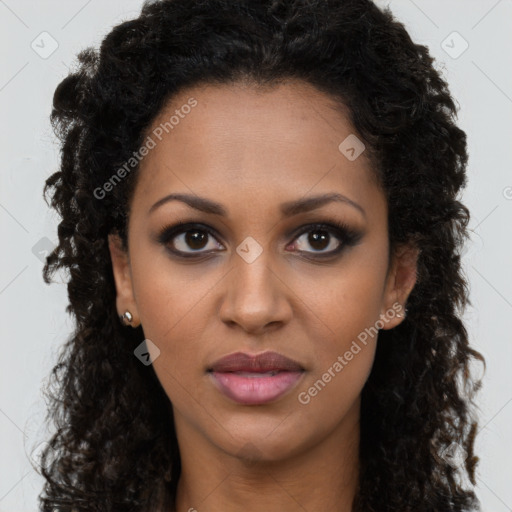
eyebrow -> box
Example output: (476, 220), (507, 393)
(148, 192), (366, 219)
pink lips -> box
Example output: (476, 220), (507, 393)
(207, 351), (305, 405)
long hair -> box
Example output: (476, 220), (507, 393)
(38, 1), (485, 510)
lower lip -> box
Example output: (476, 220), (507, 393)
(209, 371), (304, 405)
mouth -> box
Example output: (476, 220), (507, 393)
(207, 351), (305, 405)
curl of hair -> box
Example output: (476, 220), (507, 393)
(38, 0), (485, 510)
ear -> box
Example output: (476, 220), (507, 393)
(379, 243), (419, 330)
(108, 233), (140, 327)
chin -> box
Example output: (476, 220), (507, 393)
(212, 423), (307, 462)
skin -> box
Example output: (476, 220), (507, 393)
(108, 79), (418, 512)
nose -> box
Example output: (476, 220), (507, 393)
(219, 246), (293, 335)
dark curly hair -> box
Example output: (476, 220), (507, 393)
(38, 0), (485, 510)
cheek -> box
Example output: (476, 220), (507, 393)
(294, 340), (376, 442)
(131, 248), (212, 342)
(292, 250), (388, 407)
(295, 247), (389, 344)
(129, 252), (217, 396)
(292, 295), (380, 430)
(134, 272), (210, 414)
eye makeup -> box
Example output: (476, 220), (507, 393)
(154, 216), (364, 261)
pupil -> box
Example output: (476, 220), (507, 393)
(186, 230), (207, 250)
(309, 231), (329, 250)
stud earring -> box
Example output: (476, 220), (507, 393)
(119, 310), (133, 326)
(396, 307), (408, 318)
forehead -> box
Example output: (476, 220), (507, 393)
(132, 80), (381, 216)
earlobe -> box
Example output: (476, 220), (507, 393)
(108, 233), (141, 328)
(380, 243), (420, 330)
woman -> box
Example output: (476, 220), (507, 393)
(38, 0), (485, 510)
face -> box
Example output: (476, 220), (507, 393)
(109, 80), (418, 463)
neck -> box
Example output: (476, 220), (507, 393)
(173, 400), (361, 512)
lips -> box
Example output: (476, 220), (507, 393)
(208, 351), (304, 373)
(207, 351), (305, 405)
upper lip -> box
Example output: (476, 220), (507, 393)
(208, 351), (305, 373)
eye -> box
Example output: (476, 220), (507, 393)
(287, 221), (362, 258)
(292, 228), (341, 253)
(157, 222), (224, 257)
(156, 219), (363, 259)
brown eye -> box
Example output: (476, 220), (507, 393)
(292, 228), (341, 254)
(288, 221), (363, 258)
(182, 229), (209, 250)
(307, 230), (332, 251)
(156, 222), (225, 257)
(171, 227), (222, 253)
(157, 220), (362, 260)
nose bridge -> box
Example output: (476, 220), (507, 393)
(220, 236), (290, 332)
(236, 240), (275, 294)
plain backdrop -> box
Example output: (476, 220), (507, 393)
(1, 1), (511, 510)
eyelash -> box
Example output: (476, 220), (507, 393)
(156, 218), (363, 260)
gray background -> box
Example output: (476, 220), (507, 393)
(1, 0), (511, 510)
